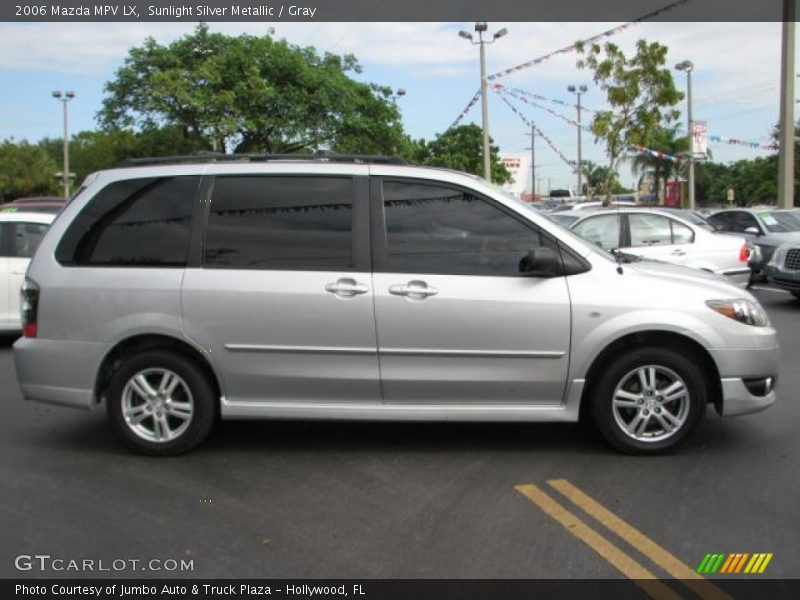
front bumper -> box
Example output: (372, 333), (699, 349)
(719, 377), (776, 416)
(763, 263), (800, 292)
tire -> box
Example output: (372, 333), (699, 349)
(106, 350), (216, 456)
(591, 346), (707, 454)
(792, 292), (800, 301)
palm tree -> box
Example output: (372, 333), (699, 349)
(631, 125), (689, 201)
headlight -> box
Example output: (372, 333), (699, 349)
(768, 245), (788, 267)
(706, 299), (770, 327)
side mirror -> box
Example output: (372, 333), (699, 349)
(744, 226), (762, 236)
(519, 247), (563, 277)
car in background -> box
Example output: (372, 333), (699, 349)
(2, 196), (66, 214)
(548, 213), (582, 228)
(0, 211), (55, 333)
(551, 199), (638, 213)
(763, 241), (800, 299)
(569, 208), (754, 286)
(706, 208), (800, 278)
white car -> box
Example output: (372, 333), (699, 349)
(0, 211), (55, 332)
(570, 208), (753, 286)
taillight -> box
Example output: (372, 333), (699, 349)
(739, 244), (751, 263)
(21, 278), (39, 338)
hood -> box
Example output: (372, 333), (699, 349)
(760, 231), (800, 245)
(626, 259), (750, 298)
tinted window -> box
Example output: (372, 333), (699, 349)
(628, 214), (673, 247)
(572, 214), (622, 250)
(760, 211), (800, 233)
(56, 176), (198, 266)
(707, 212), (732, 231)
(382, 181), (553, 276)
(2, 222), (49, 258)
(205, 176), (354, 270)
(730, 212), (760, 234)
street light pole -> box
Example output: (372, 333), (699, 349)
(527, 123), (536, 199)
(675, 61), (695, 210)
(459, 23), (508, 182)
(390, 88), (406, 107)
(778, 0), (795, 209)
(52, 90), (75, 199)
(568, 85), (588, 195)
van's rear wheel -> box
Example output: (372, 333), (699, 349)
(106, 350), (215, 455)
(592, 347), (706, 454)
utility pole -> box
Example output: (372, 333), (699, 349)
(778, 0), (796, 209)
(568, 85), (588, 195)
(52, 90), (75, 198)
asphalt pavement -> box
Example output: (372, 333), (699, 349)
(1, 288), (798, 583)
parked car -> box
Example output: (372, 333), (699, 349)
(763, 241), (800, 299)
(551, 199), (637, 213)
(0, 211), (55, 332)
(569, 208), (754, 286)
(706, 208), (800, 278)
(2, 196), (66, 214)
(14, 156), (778, 456)
(548, 213), (582, 228)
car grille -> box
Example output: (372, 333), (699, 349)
(786, 248), (800, 270)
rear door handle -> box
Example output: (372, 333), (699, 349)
(388, 280), (439, 300)
(325, 278), (369, 298)
(670, 249), (687, 256)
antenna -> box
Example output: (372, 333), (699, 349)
(615, 191), (624, 274)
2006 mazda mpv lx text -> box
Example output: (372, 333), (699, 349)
(13, 155), (779, 455)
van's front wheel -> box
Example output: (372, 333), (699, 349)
(106, 350), (215, 455)
(592, 347), (706, 454)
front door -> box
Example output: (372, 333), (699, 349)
(370, 178), (571, 406)
(181, 172), (381, 406)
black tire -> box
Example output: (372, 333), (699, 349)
(106, 350), (216, 456)
(591, 346), (707, 454)
(792, 292), (800, 301)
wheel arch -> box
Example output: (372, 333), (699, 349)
(93, 334), (222, 409)
(579, 330), (722, 420)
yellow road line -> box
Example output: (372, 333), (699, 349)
(546, 479), (732, 600)
(514, 484), (683, 600)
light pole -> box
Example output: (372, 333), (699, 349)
(778, 0), (795, 209)
(459, 22), (508, 181)
(567, 85), (587, 195)
(390, 88), (406, 106)
(675, 61), (695, 210)
(525, 123), (536, 199)
(52, 90), (75, 199)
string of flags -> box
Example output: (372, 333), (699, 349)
(708, 135), (778, 151)
(449, 88), (481, 129)
(495, 91), (576, 168)
(492, 84), (596, 113)
(633, 146), (683, 163)
(487, 0), (691, 81)
(495, 86), (592, 132)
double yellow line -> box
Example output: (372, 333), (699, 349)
(515, 480), (732, 600)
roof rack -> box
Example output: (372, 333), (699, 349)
(119, 151), (407, 167)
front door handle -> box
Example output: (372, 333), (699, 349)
(670, 249), (687, 256)
(325, 278), (369, 298)
(388, 280), (439, 300)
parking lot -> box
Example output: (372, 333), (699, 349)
(1, 288), (798, 585)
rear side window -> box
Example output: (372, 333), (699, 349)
(56, 176), (199, 266)
(204, 176), (354, 270)
(1, 222), (49, 258)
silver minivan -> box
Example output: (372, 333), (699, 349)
(13, 157), (779, 455)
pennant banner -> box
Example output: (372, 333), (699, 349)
(495, 90), (576, 168)
(709, 134), (778, 151)
(487, 0), (691, 81)
(495, 86), (592, 132)
(497, 85), (597, 113)
(449, 88), (481, 129)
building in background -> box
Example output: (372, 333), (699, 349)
(499, 153), (531, 198)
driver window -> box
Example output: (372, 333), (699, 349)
(381, 180), (554, 276)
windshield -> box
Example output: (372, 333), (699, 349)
(759, 211), (800, 233)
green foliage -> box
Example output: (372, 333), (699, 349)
(695, 158), (778, 206)
(409, 124), (511, 184)
(99, 23), (404, 155)
(581, 160), (628, 196)
(0, 139), (59, 201)
(630, 124), (690, 194)
(576, 39), (683, 202)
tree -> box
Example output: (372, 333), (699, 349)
(581, 160), (627, 197)
(0, 139), (59, 201)
(416, 124), (511, 184)
(99, 23), (405, 155)
(576, 39), (684, 204)
(630, 124), (689, 201)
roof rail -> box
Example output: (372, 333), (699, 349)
(118, 151), (407, 167)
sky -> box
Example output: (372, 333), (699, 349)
(0, 20), (794, 193)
